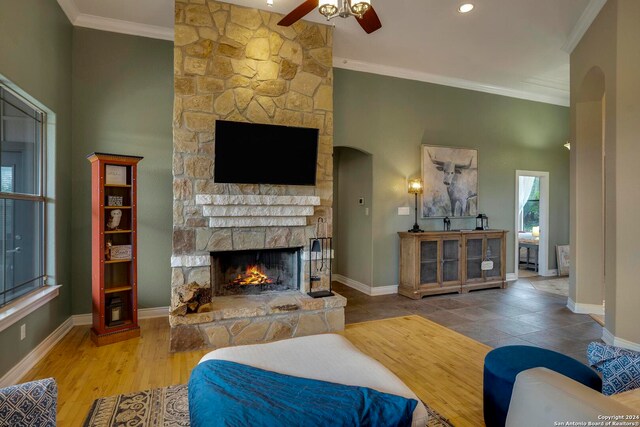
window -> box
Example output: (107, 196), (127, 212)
(523, 178), (540, 232)
(0, 85), (45, 307)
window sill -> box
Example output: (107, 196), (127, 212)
(0, 285), (61, 334)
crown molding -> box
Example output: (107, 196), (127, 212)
(74, 14), (174, 41)
(562, 0), (608, 54)
(334, 57), (570, 107)
(56, 0), (80, 24)
(57, 0), (174, 41)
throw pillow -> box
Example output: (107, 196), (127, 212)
(588, 342), (640, 396)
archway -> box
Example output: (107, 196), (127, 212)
(333, 146), (374, 290)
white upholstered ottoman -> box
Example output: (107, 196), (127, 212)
(199, 333), (429, 427)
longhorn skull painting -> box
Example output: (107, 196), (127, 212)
(421, 145), (478, 217)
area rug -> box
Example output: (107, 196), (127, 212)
(83, 383), (453, 427)
(531, 277), (569, 297)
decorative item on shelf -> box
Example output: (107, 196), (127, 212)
(308, 217), (334, 299)
(107, 296), (124, 327)
(532, 226), (540, 239)
(481, 246), (494, 271)
(408, 178), (424, 233)
(105, 165), (127, 185)
(475, 213), (489, 230)
(105, 241), (112, 261)
(443, 216), (451, 231)
(110, 245), (132, 261)
(106, 209), (123, 230)
(107, 195), (124, 207)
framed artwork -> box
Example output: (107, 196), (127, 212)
(421, 145), (478, 218)
(556, 245), (570, 276)
(105, 165), (127, 185)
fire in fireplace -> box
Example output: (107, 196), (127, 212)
(211, 247), (302, 296)
(232, 265), (274, 286)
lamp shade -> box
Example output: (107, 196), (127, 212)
(351, 0), (371, 16)
(319, 0), (338, 17)
(408, 178), (423, 194)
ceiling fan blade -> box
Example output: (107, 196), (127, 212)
(356, 6), (382, 34)
(278, 0), (319, 27)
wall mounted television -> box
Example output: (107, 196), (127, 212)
(214, 120), (319, 186)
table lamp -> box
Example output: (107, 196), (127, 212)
(408, 178), (424, 233)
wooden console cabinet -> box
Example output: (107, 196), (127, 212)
(87, 152), (143, 345)
(398, 230), (507, 299)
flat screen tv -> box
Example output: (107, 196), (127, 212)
(214, 120), (319, 186)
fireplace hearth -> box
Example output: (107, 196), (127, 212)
(212, 247), (302, 297)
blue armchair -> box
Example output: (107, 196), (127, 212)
(0, 378), (57, 426)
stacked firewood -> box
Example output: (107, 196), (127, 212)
(171, 282), (212, 316)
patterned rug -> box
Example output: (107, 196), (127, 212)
(83, 384), (453, 427)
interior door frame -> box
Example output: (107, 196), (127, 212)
(514, 170), (550, 277)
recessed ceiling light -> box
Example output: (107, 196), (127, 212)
(458, 3), (474, 13)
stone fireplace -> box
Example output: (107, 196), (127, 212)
(170, 0), (344, 352)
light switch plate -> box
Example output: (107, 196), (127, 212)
(398, 206), (411, 216)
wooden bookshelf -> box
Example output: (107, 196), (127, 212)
(87, 152), (143, 346)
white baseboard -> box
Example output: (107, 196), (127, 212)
(506, 273), (518, 281)
(333, 274), (398, 296)
(567, 298), (605, 315)
(540, 269), (558, 277)
(0, 306), (169, 387)
(0, 317), (74, 388)
(72, 306), (169, 326)
(602, 328), (640, 352)
(370, 285), (399, 296)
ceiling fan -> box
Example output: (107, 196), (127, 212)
(277, 0), (382, 34)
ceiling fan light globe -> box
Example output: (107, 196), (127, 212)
(351, 0), (371, 17)
(318, 0), (338, 18)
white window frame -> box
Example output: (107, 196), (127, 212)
(0, 77), (59, 332)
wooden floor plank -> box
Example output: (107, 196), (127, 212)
(21, 315), (489, 426)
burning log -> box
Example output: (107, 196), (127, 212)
(231, 265), (274, 286)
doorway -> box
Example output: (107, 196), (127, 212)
(514, 170), (549, 278)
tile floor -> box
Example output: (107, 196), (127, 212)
(335, 277), (602, 364)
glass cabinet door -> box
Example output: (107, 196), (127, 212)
(466, 237), (483, 281)
(420, 240), (438, 285)
(442, 239), (460, 283)
(485, 237), (502, 278)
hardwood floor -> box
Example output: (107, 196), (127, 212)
(344, 315), (490, 427)
(22, 315), (490, 426)
(22, 318), (209, 426)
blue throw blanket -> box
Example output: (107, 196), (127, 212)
(188, 360), (417, 427)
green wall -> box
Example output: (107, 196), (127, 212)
(71, 28), (174, 313)
(333, 68), (570, 287)
(0, 0), (72, 376)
